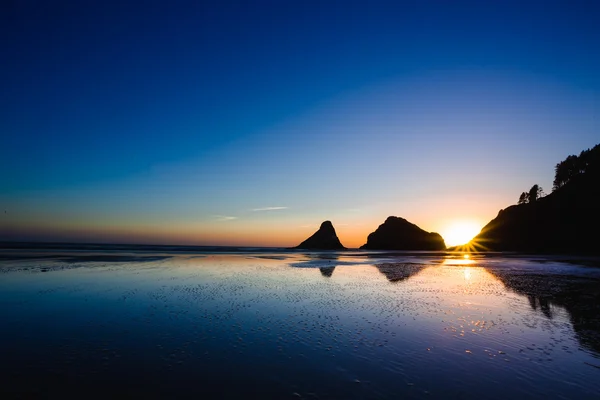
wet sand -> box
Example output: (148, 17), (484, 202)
(1, 250), (599, 399)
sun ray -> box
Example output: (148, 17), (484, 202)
(441, 221), (482, 248)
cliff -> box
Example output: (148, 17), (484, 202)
(463, 169), (600, 254)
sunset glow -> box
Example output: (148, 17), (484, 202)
(1, 1), (598, 248)
(441, 221), (482, 247)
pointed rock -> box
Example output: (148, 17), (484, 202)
(360, 216), (446, 250)
(296, 221), (346, 250)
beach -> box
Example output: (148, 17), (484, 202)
(1, 247), (599, 398)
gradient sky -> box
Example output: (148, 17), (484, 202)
(1, 0), (599, 247)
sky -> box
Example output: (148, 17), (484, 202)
(1, 0), (599, 248)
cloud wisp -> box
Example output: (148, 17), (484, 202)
(251, 207), (288, 212)
(213, 215), (238, 221)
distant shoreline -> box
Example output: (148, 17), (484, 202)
(2, 241), (600, 260)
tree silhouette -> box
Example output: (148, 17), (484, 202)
(553, 155), (579, 190)
(518, 192), (528, 205)
(553, 144), (600, 191)
(518, 185), (544, 204)
(528, 184), (542, 203)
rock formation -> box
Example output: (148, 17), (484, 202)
(295, 221), (346, 250)
(461, 175), (600, 253)
(360, 216), (446, 250)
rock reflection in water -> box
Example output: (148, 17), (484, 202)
(319, 266), (335, 277)
(375, 258), (444, 282)
(375, 263), (426, 282)
(488, 268), (600, 355)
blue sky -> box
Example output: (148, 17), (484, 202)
(1, 0), (599, 247)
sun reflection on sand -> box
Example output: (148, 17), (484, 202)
(442, 254), (476, 266)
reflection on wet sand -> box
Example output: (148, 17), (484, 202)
(487, 267), (600, 355)
(375, 263), (428, 282)
(289, 252), (341, 269)
(527, 296), (553, 319)
(371, 255), (600, 360)
(2, 251), (600, 398)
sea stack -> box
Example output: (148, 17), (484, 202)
(360, 216), (446, 250)
(295, 221), (346, 250)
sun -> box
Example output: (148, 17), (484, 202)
(441, 221), (482, 247)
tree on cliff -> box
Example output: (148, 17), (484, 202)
(518, 192), (528, 204)
(517, 185), (544, 204)
(553, 154), (580, 190)
(528, 184), (543, 203)
(553, 144), (600, 191)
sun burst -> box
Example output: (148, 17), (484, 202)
(441, 221), (482, 247)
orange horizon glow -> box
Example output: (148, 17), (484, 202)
(2, 182), (503, 249)
(4, 217), (486, 249)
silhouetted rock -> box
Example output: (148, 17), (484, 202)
(319, 266), (335, 277)
(360, 216), (446, 250)
(461, 153), (600, 254)
(295, 221), (346, 250)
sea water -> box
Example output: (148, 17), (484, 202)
(1, 245), (599, 399)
